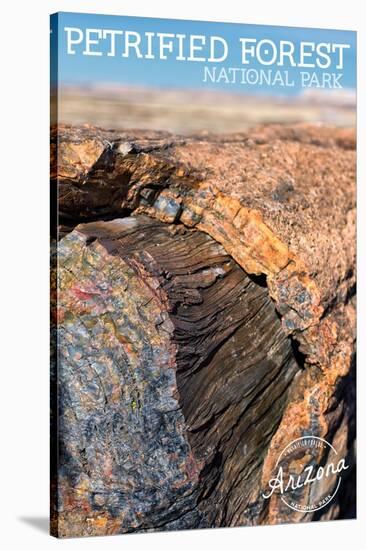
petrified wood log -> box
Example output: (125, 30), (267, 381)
(51, 123), (356, 537)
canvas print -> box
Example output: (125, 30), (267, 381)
(50, 12), (356, 538)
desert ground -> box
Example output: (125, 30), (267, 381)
(58, 85), (355, 133)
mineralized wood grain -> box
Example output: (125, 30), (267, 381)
(51, 123), (356, 535)
(52, 216), (299, 536)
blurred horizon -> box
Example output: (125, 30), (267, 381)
(57, 83), (356, 134)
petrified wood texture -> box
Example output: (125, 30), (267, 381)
(53, 216), (299, 536)
(51, 123), (356, 536)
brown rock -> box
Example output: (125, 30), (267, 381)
(51, 124), (356, 536)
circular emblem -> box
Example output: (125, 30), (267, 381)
(262, 436), (349, 513)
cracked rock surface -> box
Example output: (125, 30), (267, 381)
(51, 124), (356, 537)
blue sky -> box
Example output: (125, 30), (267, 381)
(51, 12), (356, 96)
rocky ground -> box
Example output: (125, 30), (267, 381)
(51, 123), (356, 537)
